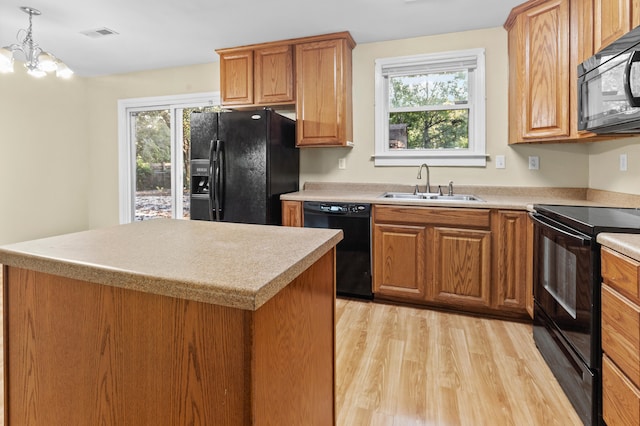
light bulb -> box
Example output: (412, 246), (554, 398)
(37, 52), (57, 72)
(26, 67), (46, 78)
(55, 62), (73, 79)
(0, 47), (14, 73)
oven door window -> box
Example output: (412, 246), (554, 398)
(533, 220), (594, 365)
(542, 236), (578, 318)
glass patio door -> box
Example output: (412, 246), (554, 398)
(118, 92), (219, 223)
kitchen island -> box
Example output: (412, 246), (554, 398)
(0, 219), (342, 425)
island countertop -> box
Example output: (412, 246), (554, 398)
(0, 219), (343, 311)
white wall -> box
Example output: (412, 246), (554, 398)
(0, 66), (89, 245)
(299, 27), (591, 189)
(588, 136), (640, 195)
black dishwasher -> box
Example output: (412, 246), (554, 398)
(303, 201), (372, 299)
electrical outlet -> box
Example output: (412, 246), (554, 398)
(495, 155), (506, 169)
(338, 158), (346, 169)
(528, 156), (540, 170)
(620, 154), (628, 171)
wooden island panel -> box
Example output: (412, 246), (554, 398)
(4, 248), (336, 425)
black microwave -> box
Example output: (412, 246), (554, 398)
(578, 25), (640, 133)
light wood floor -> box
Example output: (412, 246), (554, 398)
(335, 298), (583, 426)
(0, 267), (581, 425)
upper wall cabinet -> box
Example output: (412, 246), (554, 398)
(217, 44), (294, 107)
(254, 45), (295, 105)
(505, 0), (595, 143)
(505, 0), (635, 144)
(218, 49), (255, 106)
(507, 0), (572, 142)
(295, 35), (355, 147)
(594, 0), (640, 52)
(216, 32), (355, 147)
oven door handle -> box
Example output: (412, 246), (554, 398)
(529, 213), (592, 246)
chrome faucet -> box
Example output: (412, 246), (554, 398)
(448, 180), (454, 196)
(417, 163), (431, 193)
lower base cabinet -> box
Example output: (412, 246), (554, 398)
(431, 226), (492, 309)
(373, 205), (529, 319)
(601, 246), (640, 426)
(373, 223), (427, 299)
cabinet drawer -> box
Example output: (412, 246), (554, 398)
(603, 354), (640, 426)
(373, 205), (490, 228)
(602, 247), (640, 304)
(602, 284), (640, 388)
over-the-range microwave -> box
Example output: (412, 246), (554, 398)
(578, 25), (640, 133)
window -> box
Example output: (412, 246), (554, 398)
(118, 93), (219, 224)
(374, 48), (486, 166)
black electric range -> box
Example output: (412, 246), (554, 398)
(534, 204), (640, 235)
(530, 204), (640, 426)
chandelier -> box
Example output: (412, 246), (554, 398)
(0, 6), (73, 78)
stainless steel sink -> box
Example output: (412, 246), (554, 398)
(380, 192), (484, 202)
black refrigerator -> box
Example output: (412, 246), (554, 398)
(189, 109), (299, 225)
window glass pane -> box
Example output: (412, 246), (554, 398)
(389, 109), (469, 149)
(390, 70), (468, 108)
(135, 110), (172, 221)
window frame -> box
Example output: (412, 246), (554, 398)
(374, 48), (487, 167)
(117, 92), (219, 224)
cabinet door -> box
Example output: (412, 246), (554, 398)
(509, 0), (571, 142)
(220, 50), (254, 106)
(295, 38), (353, 147)
(429, 227), (491, 309)
(594, 0), (632, 52)
(492, 211), (528, 313)
(373, 223), (427, 300)
(281, 200), (303, 227)
(255, 45), (294, 105)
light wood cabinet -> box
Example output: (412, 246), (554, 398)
(429, 227), (492, 309)
(281, 200), (303, 227)
(218, 44), (294, 107)
(601, 246), (640, 426)
(219, 49), (254, 106)
(254, 45), (295, 105)
(492, 210), (530, 314)
(295, 35), (355, 147)
(217, 32), (355, 147)
(504, 0), (626, 144)
(593, 0), (639, 52)
(372, 205), (529, 319)
(506, 0), (572, 142)
(373, 222), (427, 300)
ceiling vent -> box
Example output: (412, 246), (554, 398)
(80, 28), (119, 38)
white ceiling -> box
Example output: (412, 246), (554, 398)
(0, 0), (523, 77)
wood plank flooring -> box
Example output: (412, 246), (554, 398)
(0, 266), (581, 425)
(335, 298), (583, 426)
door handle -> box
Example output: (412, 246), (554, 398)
(624, 50), (640, 107)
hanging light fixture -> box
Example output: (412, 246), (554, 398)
(0, 6), (73, 79)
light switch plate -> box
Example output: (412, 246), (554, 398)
(495, 155), (506, 169)
(338, 158), (346, 169)
(528, 156), (540, 170)
(620, 154), (628, 171)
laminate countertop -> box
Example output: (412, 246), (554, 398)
(280, 182), (613, 210)
(0, 219), (343, 311)
(598, 233), (640, 261)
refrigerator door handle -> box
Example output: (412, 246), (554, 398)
(217, 140), (224, 221)
(208, 139), (215, 221)
(212, 140), (223, 221)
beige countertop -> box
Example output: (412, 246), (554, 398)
(0, 219), (343, 311)
(281, 182), (609, 210)
(598, 233), (640, 261)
